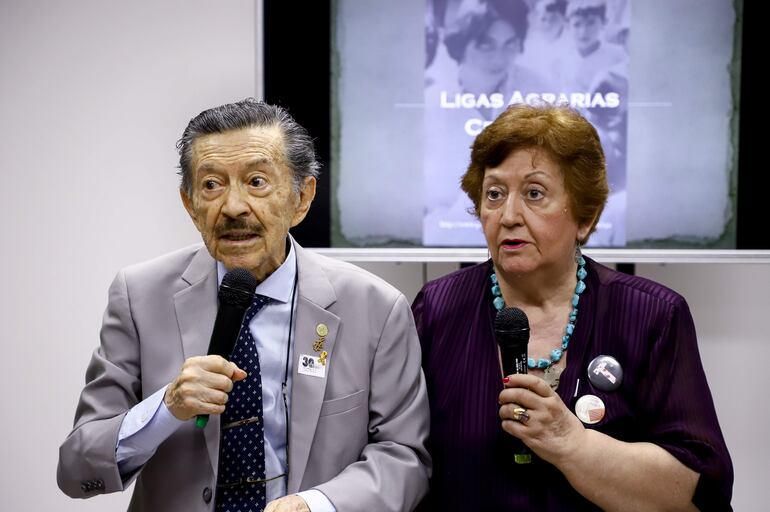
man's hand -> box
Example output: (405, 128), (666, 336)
(163, 355), (247, 421)
(264, 494), (310, 512)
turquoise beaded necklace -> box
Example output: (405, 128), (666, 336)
(490, 254), (587, 371)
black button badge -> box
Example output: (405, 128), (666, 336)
(587, 355), (623, 391)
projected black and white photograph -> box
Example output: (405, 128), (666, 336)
(422, 0), (630, 246)
(333, 0), (738, 249)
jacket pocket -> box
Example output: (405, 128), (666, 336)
(319, 389), (367, 417)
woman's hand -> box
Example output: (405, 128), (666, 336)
(500, 373), (700, 511)
(499, 373), (586, 466)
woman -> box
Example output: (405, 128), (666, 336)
(413, 104), (733, 510)
(442, 0), (535, 120)
(423, 0), (546, 246)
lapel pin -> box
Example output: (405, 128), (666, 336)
(313, 323), (328, 352)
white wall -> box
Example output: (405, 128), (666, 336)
(1, 1), (766, 511)
(0, 1), (256, 510)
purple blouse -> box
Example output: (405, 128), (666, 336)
(412, 258), (733, 511)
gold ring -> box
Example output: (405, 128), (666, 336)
(512, 407), (530, 424)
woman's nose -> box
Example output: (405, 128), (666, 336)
(500, 195), (523, 226)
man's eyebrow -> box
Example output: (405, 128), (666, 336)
(196, 158), (275, 173)
(244, 158), (275, 169)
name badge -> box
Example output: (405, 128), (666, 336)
(298, 354), (326, 378)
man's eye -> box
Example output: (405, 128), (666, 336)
(250, 177), (266, 187)
(203, 179), (217, 190)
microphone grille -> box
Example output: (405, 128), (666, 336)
(494, 306), (529, 332)
(219, 268), (258, 308)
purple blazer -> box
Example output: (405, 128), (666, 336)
(412, 258), (733, 511)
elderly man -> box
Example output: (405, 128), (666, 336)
(57, 99), (430, 512)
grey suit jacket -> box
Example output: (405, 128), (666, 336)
(58, 240), (431, 511)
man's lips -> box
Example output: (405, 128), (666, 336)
(219, 231), (259, 242)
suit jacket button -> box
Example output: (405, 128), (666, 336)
(80, 483), (88, 492)
(95, 479), (104, 490)
(202, 487), (212, 503)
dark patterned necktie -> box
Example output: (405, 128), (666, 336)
(216, 294), (269, 512)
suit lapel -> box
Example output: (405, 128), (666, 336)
(287, 242), (339, 492)
(170, 241), (341, 489)
(173, 246), (221, 474)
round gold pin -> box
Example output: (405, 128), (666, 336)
(316, 323), (329, 337)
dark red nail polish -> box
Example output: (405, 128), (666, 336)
(502, 377), (510, 384)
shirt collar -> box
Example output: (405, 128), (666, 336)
(216, 240), (297, 304)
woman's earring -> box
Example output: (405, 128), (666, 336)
(574, 242), (583, 264)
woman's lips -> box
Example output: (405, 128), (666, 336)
(501, 239), (528, 250)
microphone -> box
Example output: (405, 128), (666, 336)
(495, 307), (529, 377)
(195, 268), (258, 429)
(494, 306), (532, 464)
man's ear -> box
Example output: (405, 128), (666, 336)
(291, 176), (317, 228)
(180, 188), (202, 232)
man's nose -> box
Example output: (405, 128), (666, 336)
(221, 186), (250, 218)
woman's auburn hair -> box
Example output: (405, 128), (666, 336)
(461, 103), (609, 243)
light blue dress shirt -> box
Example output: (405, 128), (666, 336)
(115, 245), (335, 511)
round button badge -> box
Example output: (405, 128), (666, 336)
(575, 395), (606, 425)
(587, 355), (623, 391)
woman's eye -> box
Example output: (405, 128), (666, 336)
(486, 189), (503, 201)
(526, 189), (544, 200)
(504, 39), (520, 52)
(474, 37), (495, 52)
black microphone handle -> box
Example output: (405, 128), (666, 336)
(499, 339), (528, 377)
(207, 302), (250, 358)
(195, 302), (250, 429)
(497, 334), (532, 464)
